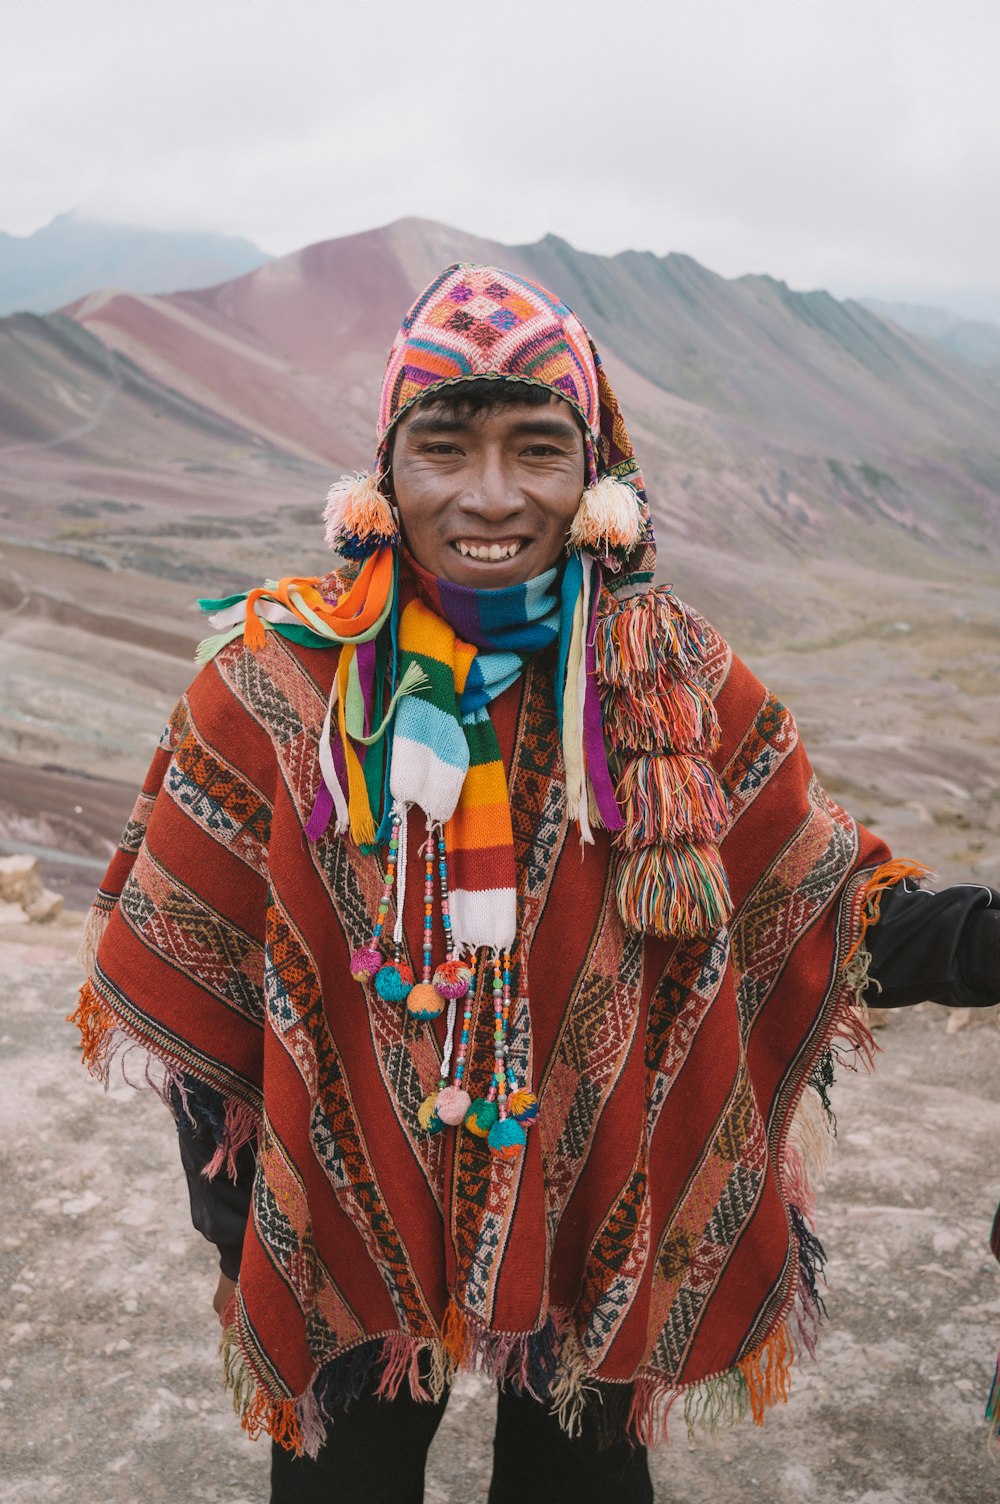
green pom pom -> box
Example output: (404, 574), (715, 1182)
(464, 1098), (499, 1137)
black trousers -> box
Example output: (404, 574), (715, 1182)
(270, 1382), (654, 1504)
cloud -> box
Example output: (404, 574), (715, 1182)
(1, 0), (998, 290)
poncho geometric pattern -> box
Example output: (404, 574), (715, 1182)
(75, 600), (901, 1454)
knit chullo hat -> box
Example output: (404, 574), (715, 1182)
(204, 263), (731, 941)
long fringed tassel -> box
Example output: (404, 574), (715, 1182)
(68, 978), (117, 1075)
(842, 857), (933, 969)
(615, 754), (729, 846)
(615, 842), (732, 939)
(594, 587), (704, 684)
(986, 1356), (1000, 1451)
(221, 1321), (304, 1453)
(602, 676), (720, 757)
(204, 1096), (262, 1180)
(549, 1323), (599, 1438)
(736, 1322), (794, 1424)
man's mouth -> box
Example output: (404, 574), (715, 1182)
(452, 539), (525, 562)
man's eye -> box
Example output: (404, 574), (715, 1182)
(423, 442), (462, 455)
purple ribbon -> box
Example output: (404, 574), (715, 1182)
(304, 782), (334, 842)
(583, 562), (623, 832)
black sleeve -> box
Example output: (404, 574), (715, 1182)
(864, 879), (1000, 1010)
(171, 1077), (255, 1279)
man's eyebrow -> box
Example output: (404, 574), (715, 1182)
(402, 413), (580, 440)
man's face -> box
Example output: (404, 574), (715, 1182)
(389, 394), (586, 587)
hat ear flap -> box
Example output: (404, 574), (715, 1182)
(567, 476), (644, 554)
(324, 472), (398, 556)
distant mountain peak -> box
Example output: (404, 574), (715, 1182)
(0, 213), (272, 316)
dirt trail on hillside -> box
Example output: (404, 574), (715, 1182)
(2, 913), (999, 1504)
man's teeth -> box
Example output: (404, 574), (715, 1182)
(456, 541), (522, 561)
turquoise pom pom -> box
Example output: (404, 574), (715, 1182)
(374, 962), (414, 1001)
(488, 1117), (527, 1158)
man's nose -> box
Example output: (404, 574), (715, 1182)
(458, 452), (525, 521)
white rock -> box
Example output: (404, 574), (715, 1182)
(0, 854), (43, 907)
(61, 1190), (102, 1216)
(24, 888), (64, 923)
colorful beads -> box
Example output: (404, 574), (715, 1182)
(508, 1088), (539, 1125)
(374, 961), (414, 1001)
(435, 1085), (472, 1125)
(349, 944), (382, 982)
(464, 1098), (499, 1137)
(406, 981), (445, 1020)
(488, 1117), (527, 1159)
(432, 958), (473, 999)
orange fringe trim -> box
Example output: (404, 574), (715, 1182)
(440, 1298), (470, 1366)
(67, 979), (117, 1073)
(242, 1389), (303, 1453)
(842, 857), (932, 968)
(737, 1320), (794, 1424)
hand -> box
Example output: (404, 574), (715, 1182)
(213, 1272), (237, 1324)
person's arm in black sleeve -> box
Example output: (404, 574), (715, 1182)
(864, 879), (1000, 1009)
(170, 1076), (255, 1279)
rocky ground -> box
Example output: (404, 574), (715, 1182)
(2, 909), (999, 1504)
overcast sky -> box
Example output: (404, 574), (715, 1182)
(2, 0), (998, 294)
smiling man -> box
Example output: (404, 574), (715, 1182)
(74, 264), (999, 1503)
(390, 387), (587, 584)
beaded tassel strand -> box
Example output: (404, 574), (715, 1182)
(349, 810), (414, 1001)
(485, 951), (528, 1158)
(416, 822), (474, 1131)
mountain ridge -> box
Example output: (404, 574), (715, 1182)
(0, 212), (271, 316)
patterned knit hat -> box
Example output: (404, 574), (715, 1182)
(325, 264), (654, 583)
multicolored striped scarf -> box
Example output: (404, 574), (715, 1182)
(198, 551), (620, 952)
(390, 561), (561, 949)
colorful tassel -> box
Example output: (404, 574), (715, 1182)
(465, 1098), (499, 1137)
(616, 754), (730, 846)
(601, 674), (720, 756)
(432, 958), (473, 999)
(508, 1089), (538, 1125)
(417, 1092), (446, 1134)
(615, 841), (732, 939)
(323, 472), (398, 555)
(374, 961), (414, 1001)
(435, 1085), (472, 1125)
(406, 982), (445, 1020)
(487, 1116), (527, 1159)
(594, 589), (702, 685)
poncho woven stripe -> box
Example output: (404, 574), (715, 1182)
(76, 602), (896, 1450)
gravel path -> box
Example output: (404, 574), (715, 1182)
(3, 912), (998, 1503)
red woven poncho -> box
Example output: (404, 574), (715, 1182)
(74, 261), (923, 1455)
(74, 606), (906, 1453)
